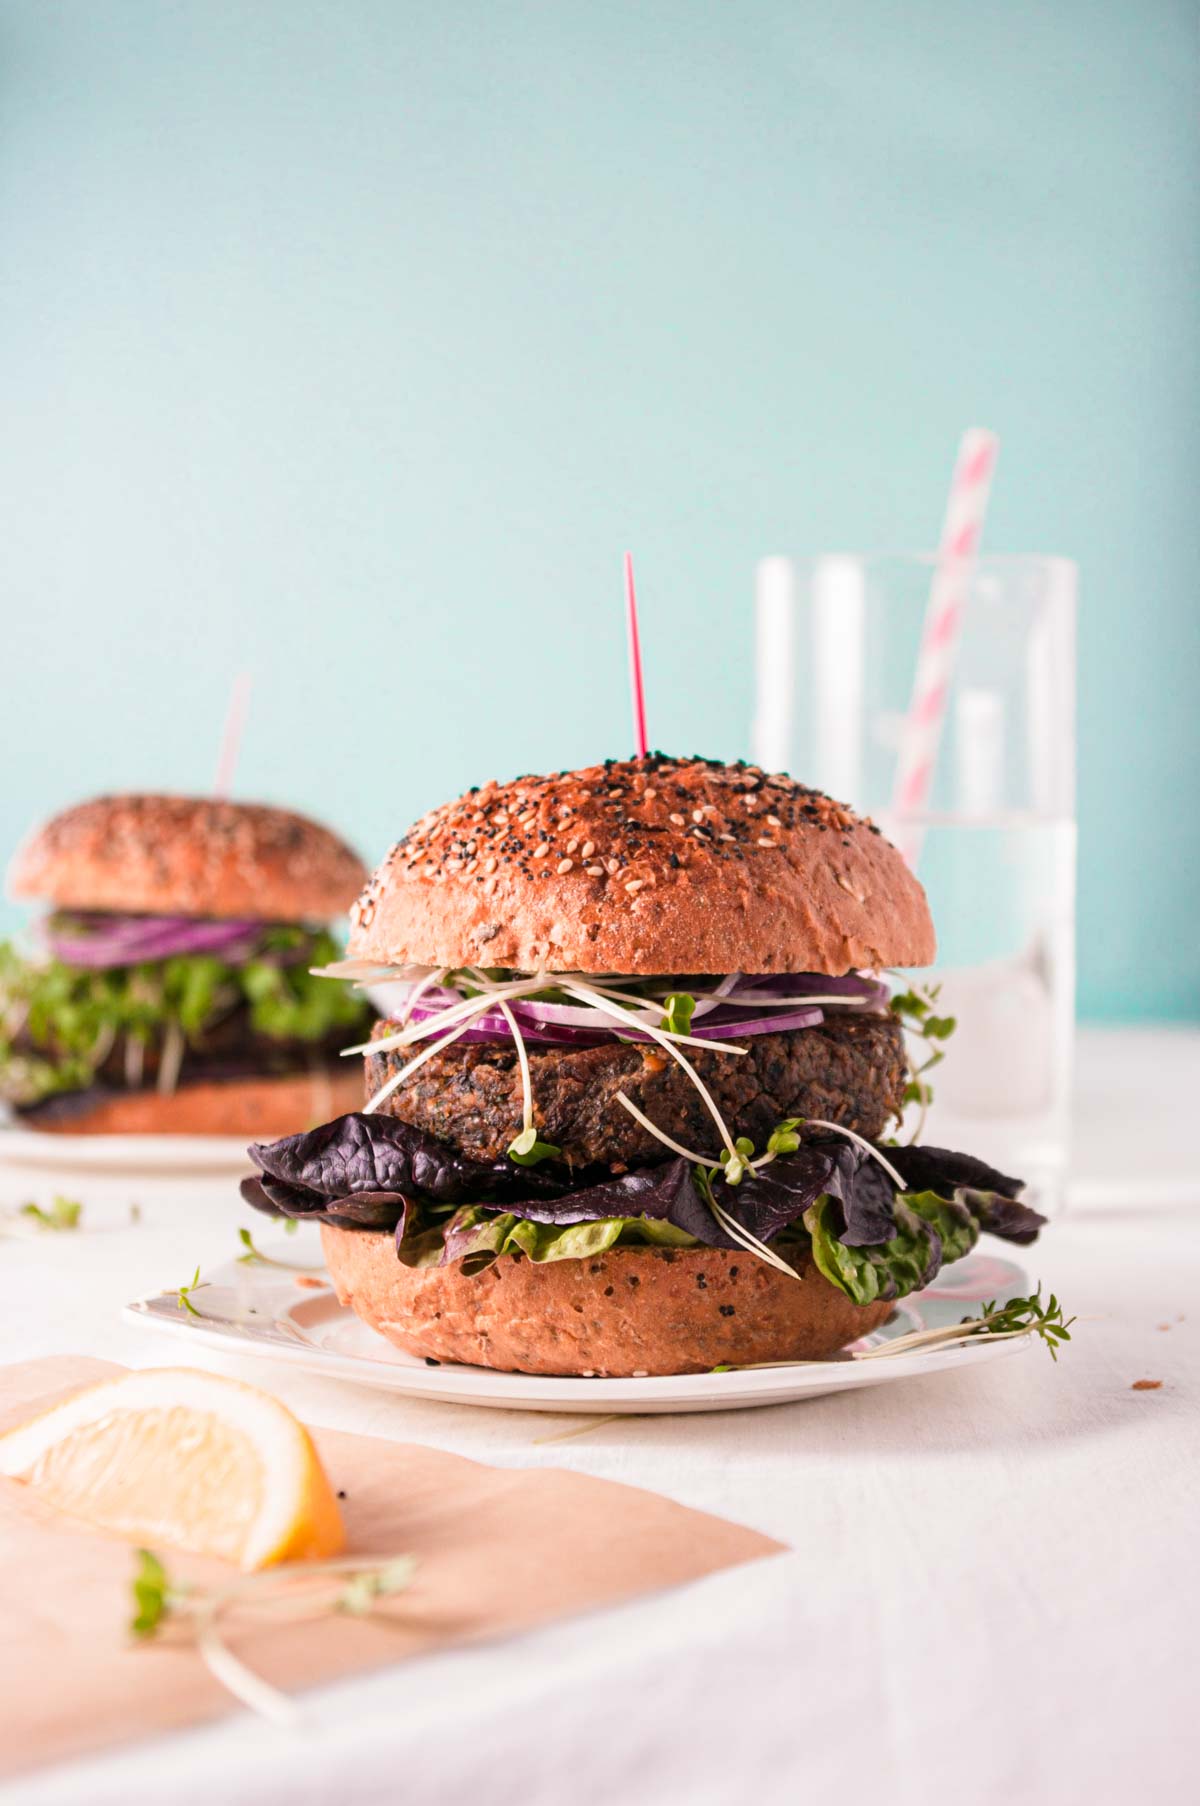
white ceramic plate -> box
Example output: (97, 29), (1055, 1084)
(124, 1245), (1032, 1415)
(0, 1125), (251, 1175)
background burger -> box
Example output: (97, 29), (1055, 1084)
(242, 756), (1045, 1374)
(2, 794), (372, 1138)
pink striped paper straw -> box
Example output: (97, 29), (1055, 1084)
(891, 429), (999, 865)
(213, 671), (253, 798)
(624, 552), (649, 759)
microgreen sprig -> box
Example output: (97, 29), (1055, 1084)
(335, 1557), (416, 1616)
(714, 1116), (803, 1185)
(507, 1126), (563, 1166)
(853, 1284), (1075, 1364)
(890, 982), (957, 1140)
(130, 1548), (181, 1637)
(17, 1195), (83, 1232)
(660, 992), (696, 1037)
(236, 1228), (268, 1265)
(718, 1136), (756, 1185)
(765, 1118), (802, 1157)
(496, 995), (563, 1168)
(235, 1227), (325, 1274)
(709, 1285), (1075, 1371)
(974, 1287), (1075, 1361)
(175, 1266), (210, 1318)
(129, 1548), (417, 1724)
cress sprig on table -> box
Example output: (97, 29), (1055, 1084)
(129, 1547), (417, 1724)
(236, 1227), (324, 1274)
(130, 1546), (416, 1638)
(17, 1195), (83, 1232)
(0, 1194), (85, 1239)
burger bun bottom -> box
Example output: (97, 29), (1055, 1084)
(321, 1224), (895, 1376)
(23, 1068), (363, 1140)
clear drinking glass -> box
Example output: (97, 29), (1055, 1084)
(752, 554), (1077, 1212)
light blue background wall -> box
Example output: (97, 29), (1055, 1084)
(1, 1), (1196, 1019)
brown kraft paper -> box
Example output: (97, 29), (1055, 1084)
(0, 1356), (783, 1779)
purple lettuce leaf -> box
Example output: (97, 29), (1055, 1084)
(246, 1111), (573, 1207)
(880, 1143), (1024, 1202)
(957, 1187), (1046, 1245)
(240, 1173), (417, 1234)
(239, 1113), (1045, 1276)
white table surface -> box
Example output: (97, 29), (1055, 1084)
(3, 1025), (1197, 1806)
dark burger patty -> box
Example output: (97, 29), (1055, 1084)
(367, 1011), (906, 1171)
(8, 1008), (355, 1118)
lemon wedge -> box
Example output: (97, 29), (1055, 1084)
(0, 1367), (345, 1571)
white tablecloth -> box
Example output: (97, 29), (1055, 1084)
(3, 1027), (1198, 1806)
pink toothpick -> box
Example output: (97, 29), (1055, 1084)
(624, 552), (649, 760)
(213, 671), (253, 798)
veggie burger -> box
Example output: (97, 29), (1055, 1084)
(241, 755), (1046, 1375)
(2, 794), (371, 1137)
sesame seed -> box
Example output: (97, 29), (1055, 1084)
(669, 812), (684, 826)
(466, 857), (479, 873)
(557, 857), (574, 874)
(720, 833), (735, 842)
(643, 787), (656, 801)
(533, 843), (549, 858)
(483, 856), (497, 874)
(585, 864), (603, 876)
(692, 809), (705, 824)
(606, 857), (621, 874)
(581, 840), (595, 858)
(767, 815), (782, 828)
(625, 878), (644, 893)
(757, 837), (775, 848)
(567, 838), (579, 854)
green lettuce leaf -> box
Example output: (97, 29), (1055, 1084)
(903, 1189), (979, 1266)
(803, 1186), (989, 1306)
(803, 1192), (961, 1305)
(399, 1205), (699, 1272)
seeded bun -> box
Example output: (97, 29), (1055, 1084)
(8, 795), (367, 924)
(22, 1068), (363, 1139)
(347, 755), (934, 975)
(321, 1224), (894, 1376)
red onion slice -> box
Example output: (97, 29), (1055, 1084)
(43, 912), (268, 969)
(395, 996), (825, 1048)
(686, 1006), (824, 1040)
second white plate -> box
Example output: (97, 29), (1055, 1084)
(0, 1124), (251, 1175)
